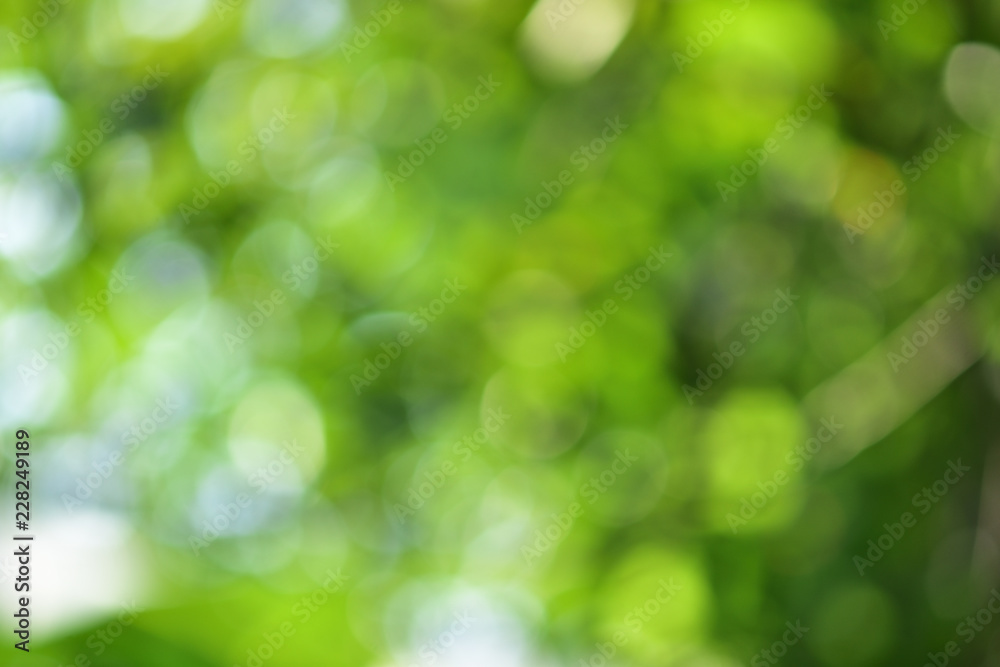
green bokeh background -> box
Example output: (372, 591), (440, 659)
(1, 0), (999, 665)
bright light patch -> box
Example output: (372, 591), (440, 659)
(519, 0), (635, 83)
(118, 0), (210, 40)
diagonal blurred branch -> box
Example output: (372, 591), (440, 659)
(804, 280), (992, 469)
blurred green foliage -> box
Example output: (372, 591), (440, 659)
(1, 0), (999, 665)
